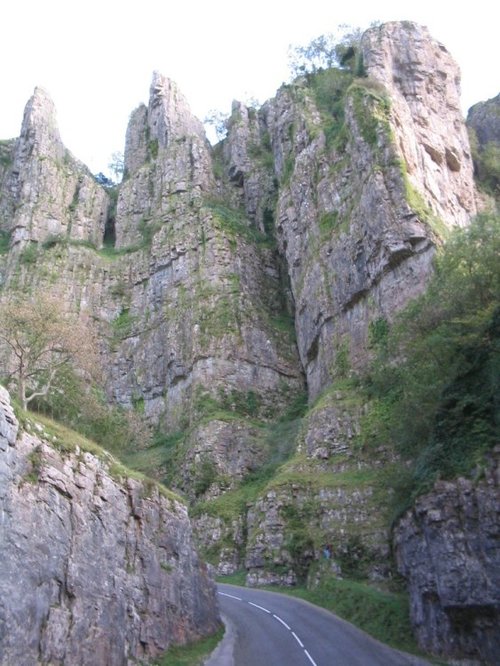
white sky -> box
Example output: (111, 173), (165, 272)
(1, 0), (498, 176)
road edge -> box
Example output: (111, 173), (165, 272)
(203, 612), (235, 666)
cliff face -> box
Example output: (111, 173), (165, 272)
(268, 21), (475, 399)
(202, 20), (477, 586)
(116, 73), (214, 248)
(393, 447), (500, 665)
(467, 92), (500, 148)
(0, 20), (491, 665)
(0, 386), (220, 665)
(0, 87), (108, 250)
(467, 92), (500, 200)
(0, 72), (304, 495)
(0, 24), (475, 429)
(362, 22), (475, 227)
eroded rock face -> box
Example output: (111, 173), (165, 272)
(393, 447), (500, 665)
(362, 22), (476, 228)
(467, 92), (500, 148)
(193, 513), (246, 576)
(0, 87), (108, 248)
(233, 23), (479, 588)
(245, 21), (476, 400)
(0, 386), (220, 665)
(244, 387), (392, 585)
(0, 73), (304, 494)
(116, 73), (214, 248)
(0, 23), (486, 625)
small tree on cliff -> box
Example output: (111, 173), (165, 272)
(0, 292), (100, 411)
(287, 25), (365, 78)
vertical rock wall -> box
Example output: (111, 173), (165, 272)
(0, 386), (220, 665)
(0, 23), (491, 664)
(0, 87), (108, 249)
(256, 21), (477, 399)
(362, 22), (476, 228)
(393, 447), (500, 665)
(0, 74), (304, 496)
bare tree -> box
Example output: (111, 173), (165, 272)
(0, 292), (100, 411)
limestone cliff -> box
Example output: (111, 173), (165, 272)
(0, 87), (108, 250)
(0, 386), (220, 665)
(0, 73), (304, 496)
(0, 19), (491, 665)
(362, 22), (475, 227)
(205, 19), (478, 585)
(467, 92), (500, 200)
(467, 92), (500, 148)
(393, 447), (500, 665)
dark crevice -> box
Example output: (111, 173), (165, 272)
(103, 190), (118, 247)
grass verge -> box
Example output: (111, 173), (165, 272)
(272, 577), (417, 654)
(22, 410), (180, 503)
(153, 627), (224, 666)
(217, 570), (430, 659)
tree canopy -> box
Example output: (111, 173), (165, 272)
(287, 25), (364, 78)
(0, 292), (100, 411)
(364, 213), (500, 514)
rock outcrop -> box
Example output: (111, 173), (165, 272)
(467, 92), (500, 200)
(207, 20), (477, 586)
(0, 386), (220, 665)
(393, 447), (500, 665)
(0, 87), (108, 250)
(0, 73), (304, 495)
(467, 92), (500, 148)
(260, 21), (477, 399)
(116, 73), (214, 248)
(362, 22), (476, 228)
(0, 20), (490, 664)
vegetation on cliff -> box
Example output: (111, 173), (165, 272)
(364, 212), (500, 515)
(0, 292), (100, 411)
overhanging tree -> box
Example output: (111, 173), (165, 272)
(0, 292), (100, 411)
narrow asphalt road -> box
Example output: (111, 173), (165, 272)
(205, 583), (430, 666)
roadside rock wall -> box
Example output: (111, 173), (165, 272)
(393, 447), (500, 665)
(0, 386), (220, 665)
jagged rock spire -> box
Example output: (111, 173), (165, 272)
(148, 72), (206, 147)
(2, 86), (108, 247)
(118, 73), (214, 246)
(18, 86), (65, 161)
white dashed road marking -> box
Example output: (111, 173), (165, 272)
(304, 649), (318, 666)
(248, 601), (271, 614)
(218, 591), (243, 601)
(218, 590), (319, 665)
(273, 613), (291, 631)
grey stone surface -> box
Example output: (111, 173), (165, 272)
(0, 22), (492, 664)
(0, 386), (220, 665)
(362, 21), (476, 229)
(0, 87), (109, 248)
(467, 92), (500, 147)
(393, 447), (500, 665)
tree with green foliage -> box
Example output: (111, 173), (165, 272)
(204, 109), (229, 142)
(287, 25), (363, 78)
(0, 292), (100, 411)
(365, 213), (500, 511)
(108, 151), (124, 182)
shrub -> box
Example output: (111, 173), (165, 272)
(364, 213), (500, 512)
